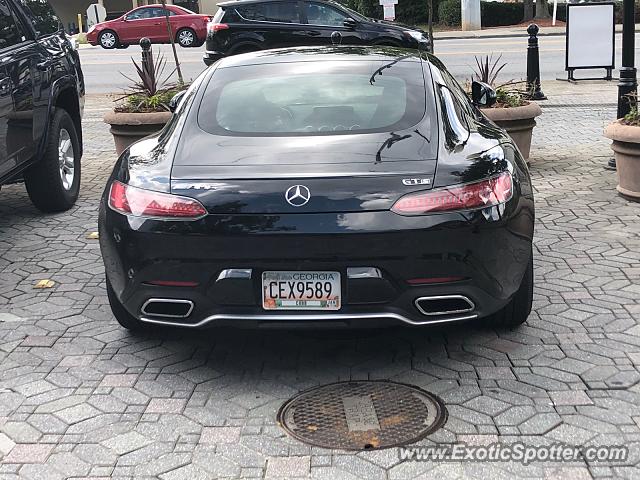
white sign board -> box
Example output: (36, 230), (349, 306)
(566, 3), (614, 70)
(86, 3), (107, 28)
(383, 5), (395, 21)
(379, 0), (398, 6)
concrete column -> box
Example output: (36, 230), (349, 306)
(199, 0), (219, 14)
(461, 0), (481, 31)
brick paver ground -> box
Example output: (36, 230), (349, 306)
(0, 83), (639, 479)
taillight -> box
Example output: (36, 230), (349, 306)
(207, 23), (229, 34)
(391, 172), (513, 215)
(108, 181), (207, 220)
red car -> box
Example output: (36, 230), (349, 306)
(86, 4), (211, 49)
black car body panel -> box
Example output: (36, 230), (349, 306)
(203, 0), (427, 65)
(99, 47), (534, 330)
(0, 0), (84, 186)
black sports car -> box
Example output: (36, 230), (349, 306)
(99, 46), (535, 331)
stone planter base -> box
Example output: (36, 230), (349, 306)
(481, 103), (542, 160)
(104, 111), (172, 156)
(604, 121), (640, 202)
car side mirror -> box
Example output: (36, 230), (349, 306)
(343, 18), (356, 29)
(471, 81), (497, 108)
(169, 90), (187, 113)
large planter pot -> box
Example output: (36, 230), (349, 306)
(604, 120), (640, 202)
(103, 111), (172, 156)
(482, 102), (542, 160)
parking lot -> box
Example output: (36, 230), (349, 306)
(0, 79), (638, 479)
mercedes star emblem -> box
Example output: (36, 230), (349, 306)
(285, 185), (311, 207)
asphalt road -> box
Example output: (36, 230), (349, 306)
(79, 33), (640, 94)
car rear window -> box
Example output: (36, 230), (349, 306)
(212, 7), (225, 22)
(235, 2), (300, 23)
(197, 59), (428, 136)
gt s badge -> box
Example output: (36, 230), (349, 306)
(402, 178), (431, 186)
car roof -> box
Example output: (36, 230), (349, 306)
(218, 0), (331, 6)
(132, 3), (184, 9)
(215, 46), (424, 69)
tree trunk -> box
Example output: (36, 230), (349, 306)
(523, 0), (534, 22)
(428, 0), (434, 53)
(535, 0), (551, 19)
(160, 0), (184, 84)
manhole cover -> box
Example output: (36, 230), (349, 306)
(277, 381), (447, 450)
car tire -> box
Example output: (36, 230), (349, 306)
(24, 108), (81, 213)
(106, 277), (146, 331)
(177, 28), (197, 48)
(99, 30), (119, 49)
(484, 248), (534, 328)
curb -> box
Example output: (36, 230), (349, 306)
(435, 31), (564, 40)
(433, 24), (640, 41)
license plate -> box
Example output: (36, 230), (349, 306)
(262, 271), (341, 311)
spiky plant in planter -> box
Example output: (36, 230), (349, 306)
(104, 38), (188, 155)
(604, 94), (640, 201)
(115, 47), (183, 113)
(472, 54), (530, 108)
(470, 54), (542, 160)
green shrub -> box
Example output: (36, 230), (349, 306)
(338, 0), (382, 19)
(551, 2), (640, 24)
(438, 0), (461, 26)
(340, 0), (640, 28)
(396, 0), (433, 26)
(482, 2), (524, 27)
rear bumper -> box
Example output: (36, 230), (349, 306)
(139, 310), (477, 329)
(99, 195), (534, 329)
(203, 50), (224, 65)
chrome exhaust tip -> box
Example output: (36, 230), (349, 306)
(414, 295), (475, 317)
(141, 298), (194, 319)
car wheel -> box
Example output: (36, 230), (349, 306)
(99, 30), (118, 49)
(484, 248), (534, 328)
(177, 28), (197, 48)
(24, 108), (81, 213)
(106, 277), (146, 331)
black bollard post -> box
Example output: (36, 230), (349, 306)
(617, 0), (637, 119)
(139, 37), (154, 83)
(608, 0), (637, 170)
(526, 24), (546, 100)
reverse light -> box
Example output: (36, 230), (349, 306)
(108, 181), (207, 220)
(207, 23), (229, 34)
(391, 172), (513, 215)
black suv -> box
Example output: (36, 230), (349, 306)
(204, 0), (427, 65)
(0, 0), (84, 212)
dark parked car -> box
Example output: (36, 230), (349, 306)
(86, 3), (211, 49)
(0, 0), (84, 212)
(99, 46), (534, 331)
(203, 0), (428, 65)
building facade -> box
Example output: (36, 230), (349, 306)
(50, 0), (220, 32)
